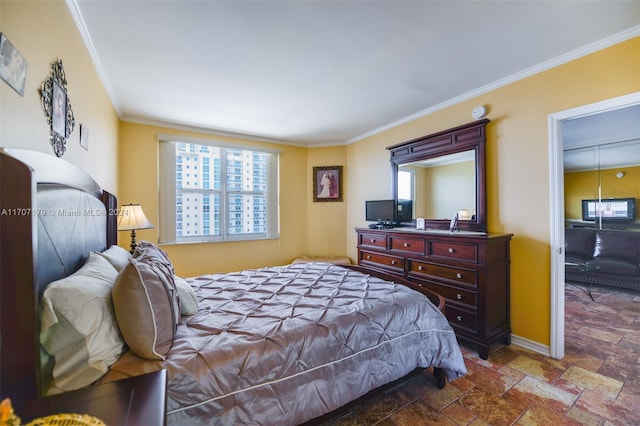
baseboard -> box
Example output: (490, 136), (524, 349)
(510, 334), (551, 357)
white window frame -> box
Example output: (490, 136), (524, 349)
(158, 137), (280, 244)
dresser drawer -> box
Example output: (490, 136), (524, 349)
(445, 305), (478, 333)
(410, 280), (477, 309)
(358, 233), (387, 248)
(408, 260), (477, 287)
(390, 236), (425, 254)
(430, 241), (478, 262)
(360, 250), (404, 272)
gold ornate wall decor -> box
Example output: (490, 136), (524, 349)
(40, 59), (75, 157)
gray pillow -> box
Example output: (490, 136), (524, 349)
(112, 250), (179, 360)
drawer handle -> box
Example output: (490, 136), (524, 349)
(456, 315), (463, 322)
(370, 239), (376, 243)
(366, 255), (372, 260)
(448, 248), (455, 253)
(418, 283), (423, 287)
(403, 242), (410, 247)
(456, 273), (462, 279)
(418, 265), (424, 271)
(391, 260), (397, 265)
(456, 293), (462, 300)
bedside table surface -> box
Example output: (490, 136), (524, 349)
(23, 369), (167, 426)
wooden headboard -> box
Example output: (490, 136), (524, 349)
(0, 148), (118, 409)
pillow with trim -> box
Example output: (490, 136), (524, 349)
(112, 251), (179, 360)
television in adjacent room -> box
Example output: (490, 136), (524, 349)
(581, 198), (636, 222)
(365, 199), (396, 223)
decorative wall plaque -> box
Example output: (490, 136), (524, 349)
(40, 59), (75, 157)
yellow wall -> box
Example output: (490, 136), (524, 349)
(346, 37), (640, 346)
(423, 160), (475, 219)
(118, 122), (313, 277)
(306, 146), (349, 260)
(565, 165), (640, 220)
(0, 1), (119, 192)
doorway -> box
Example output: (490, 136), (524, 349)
(548, 91), (640, 359)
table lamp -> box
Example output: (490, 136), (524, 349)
(117, 204), (154, 254)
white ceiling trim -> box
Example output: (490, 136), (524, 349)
(66, 0), (121, 116)
(345, 25), (640, 145)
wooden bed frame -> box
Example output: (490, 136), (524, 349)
(0, 148), (118, 410)
(0, 148), (447, 414)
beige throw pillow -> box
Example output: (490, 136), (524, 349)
(95, 244), (132, 272)
(112, 249), (179, 360)
(40, 252), (125, 394)
(174, 276), (198, 316)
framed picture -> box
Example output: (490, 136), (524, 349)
(0, 33), (27, 96)
(313, 165), (343, 202)
(40, 59), (75, 157)
(52, 80), (67, 137)
(80, 124), (89, 151)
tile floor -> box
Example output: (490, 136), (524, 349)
(316, 283), (640, 425)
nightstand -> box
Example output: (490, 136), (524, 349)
(23, 369), (167, 426)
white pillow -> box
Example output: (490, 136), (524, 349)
(95, 245), (132, 272)
(174, 276), (198, 316)
(40, 252), (125, 394)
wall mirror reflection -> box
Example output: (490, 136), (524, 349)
(398, 150), (476, 221)
(563, 105), (640, 231)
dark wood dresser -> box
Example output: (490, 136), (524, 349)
(356, 228), (512, 359)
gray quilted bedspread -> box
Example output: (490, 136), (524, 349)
(106, 262), (467, 425)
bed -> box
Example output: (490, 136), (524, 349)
(0, 148), (467, 425)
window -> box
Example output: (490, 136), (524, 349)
(159, 139), (280, 243)
(398, 170), (414, 200)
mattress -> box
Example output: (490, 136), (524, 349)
(105, 262), (467, 425)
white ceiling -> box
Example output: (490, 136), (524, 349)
(69, 0), (640, 146)
(563, 103), (640, 172)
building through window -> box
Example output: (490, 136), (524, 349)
(159, 139), (280, 243)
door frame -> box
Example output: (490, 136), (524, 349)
(548, 91), (640, 359)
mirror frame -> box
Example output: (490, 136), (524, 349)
(388, 119), (489, 232)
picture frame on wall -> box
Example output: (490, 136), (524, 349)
(0, 33), (27, 96)
(80, 124), (89, 151)
(313, 165), (343, 202)
(52, 80), (67, 137)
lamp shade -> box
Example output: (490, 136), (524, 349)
(457, 209), (471, 220)
(117, 204), (154, 231)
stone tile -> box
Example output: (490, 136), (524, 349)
(504, 376), (579, 413)
(507, 355), (565, 383)
(441, 400), (479, 425)
(561, 347), (604, 372)
(514, 406), (583, 425)
(351, 391), (404, 425)
(382, 400), (457, 425)
(459, 387), (527, 426)
(575, 389), (640, 425)
(566, 405), (606, 426)
(465, 361), (521, 394)
(577, 326), (624, 344)
(560, 365), (623, 398)
(406, 374), (468, 411)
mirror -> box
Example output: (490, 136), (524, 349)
(388, 119), (488, 232)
